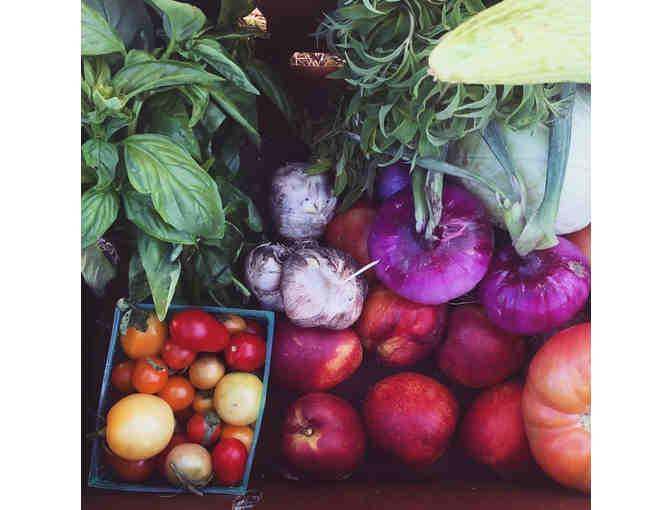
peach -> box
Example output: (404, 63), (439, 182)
(271, 320), (363, 393)
(363, 372), (458, 466)
(460, 381), (537, 477)
(437, 305), (525, 388)
(326, 200), (378, 281)
(283, 393), (366, 480)
(356, 284), (447, 367)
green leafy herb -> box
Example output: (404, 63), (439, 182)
(81, 1), (126, 56)
(81, 188), (120, 248)
(137, 230), (181, 321)
(81, 139), (118, 190)
(123, 134), (227, 239)
(314, 0), (563, 189)
(81, 0), (293, 310)
(81, 240), (118, 298)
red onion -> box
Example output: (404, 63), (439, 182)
(376, 162), (411, 202)
(480, 237), (590, 335)
(368, 184), (493, 305)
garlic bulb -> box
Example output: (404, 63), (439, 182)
(245, 243), (291, 311)
(281, 246), (368, 330)
(270, 162), (338, 240)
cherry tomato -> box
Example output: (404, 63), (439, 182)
(102, 443), (156, 482)
(111, 360), (136, 394)
(244, 319), (265, 337)
(132, 357), (169, 394)
(224, 333), (266, 372)
(156, 433), (189, 480)
(187, 411), (223, 447)
(170, 309), (230, 352)
(161, 340), (197, 370)
(219, 425), (254, 453)
(193, 390), (215, 414)
(158, 376), (195, 412)
(212, 438), (248, 485)
(189, 355), (226, 390)
(121, 311), (168, 359)
(216, 314), (247, 335)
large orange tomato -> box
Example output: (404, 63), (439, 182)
(522, 323), (590, 493)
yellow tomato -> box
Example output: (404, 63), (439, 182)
(106, 394), (175, 461)
(214, 373), (263, 426)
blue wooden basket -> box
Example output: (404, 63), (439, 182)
(88, 303), (275, 495)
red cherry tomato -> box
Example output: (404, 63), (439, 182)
(110, 360), (136, 394)
(170, 309), (230, 352)
(212, 438), (248, 486)
(224, 333), (266, 372)
(155, 433), (189, 480)
(102, 443), (156, 482)
(187, 411), (223, 447)
(161, 340), (197, 370)
(132, 357), (169, 394)
(244, 319), (265, 337)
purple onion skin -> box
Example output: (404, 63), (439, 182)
(480, 238), (590, 335)
(376, 163), (411, 202)
(368, 184), (494, 305)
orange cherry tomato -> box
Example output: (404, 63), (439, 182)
(132, 357), (169, 394)
(193, 390), (215, 414)
(111, 360), (136, 394)
(158, 376), (196, 412)
(219, 425), (254, 453)
(121, 312), (168, 359)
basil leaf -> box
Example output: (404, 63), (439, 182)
(195, 245), (233, 290)
(113, 60), (223, 100)
(137, 230), (181, 321)
(81, 188), (120, 248)
(198, 99), (227, 137)
(82, 2), (126, 56)
(209, 84), (260, 148)
(245, 59), (293, 124)
(123, 134), (226, 239)
(85, 0), (155, 51)
(128, 252), (151, 303)
(122, 189), (196, 245)
(216, 177), (263, 233)
(105, 117), (130, 139)
(146, 0), (206, 43)
(179, 84), (210, 127)
(214, 124), (242, 175)
(146, 94), (202, 161)
(81, 241), (118, 298)
(81, 139), (118, 190)
(192, 40), (259, 95)
(124, 49), (156, 66)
